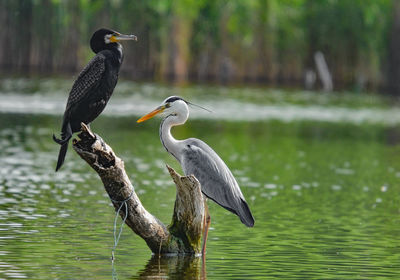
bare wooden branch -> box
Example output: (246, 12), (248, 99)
(72, 123), (204, 255)
(167, 165), (204, 253)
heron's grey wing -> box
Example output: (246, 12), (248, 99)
(181, 140), (254, 227)
(65, 53), (106, 112)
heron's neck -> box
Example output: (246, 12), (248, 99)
(159, 114), (186, 162)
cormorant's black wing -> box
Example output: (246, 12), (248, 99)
(65, 53), (106, 112)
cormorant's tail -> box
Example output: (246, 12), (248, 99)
(53, 122), (72, 172)
(55, 142), (69, 172)
(238, 198), (255, 227)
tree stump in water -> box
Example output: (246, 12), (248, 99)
(72, 123), (204, 255)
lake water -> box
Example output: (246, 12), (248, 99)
(0, 80), (399, 279)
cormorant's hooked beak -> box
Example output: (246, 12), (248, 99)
(137, 105), (165, 123)
(110, 33), (137, 43)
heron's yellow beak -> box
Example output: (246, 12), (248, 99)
(137, 106), (165, 123)
(110, 33), (137, 43)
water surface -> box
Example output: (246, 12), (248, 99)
(0, 81), (399, 279)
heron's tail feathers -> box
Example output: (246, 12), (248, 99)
(238, 198), (255, 227)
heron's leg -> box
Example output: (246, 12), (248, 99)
(201, 200), (211, 256)
(201, 198), (207, 240)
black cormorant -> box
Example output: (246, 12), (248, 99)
(53, 28), (136, 171)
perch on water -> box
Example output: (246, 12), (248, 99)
(53, 28), (137, 171)
(72, 123), (205, 255)
(137, 96), (255, 255)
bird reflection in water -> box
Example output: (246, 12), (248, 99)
(137, 255), (207, 279)
(111, 255), (207, 279)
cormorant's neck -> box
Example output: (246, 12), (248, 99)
(159, 115), (184, 162)
(110, 43), (123, 66)
(94, 43), (123, 66)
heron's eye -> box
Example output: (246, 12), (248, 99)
(165, 103), (171, 108)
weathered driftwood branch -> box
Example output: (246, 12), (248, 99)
(72, 123), (204, 255)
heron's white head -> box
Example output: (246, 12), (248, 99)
(137, 96), (189, 124)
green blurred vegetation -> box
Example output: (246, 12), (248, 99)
(0, 0), (397, 92)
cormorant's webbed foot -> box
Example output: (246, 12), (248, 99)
(52, 134), (71, 145)
(53, 122), (73, 145)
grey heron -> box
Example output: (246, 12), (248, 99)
(137, 96), (255, 255)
